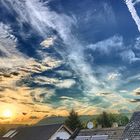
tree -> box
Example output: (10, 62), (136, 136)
(117, 114), (129, 126)
(65, 109), (82, 131)
(96, 112), (129, 128)
(96, 112), (112, 128)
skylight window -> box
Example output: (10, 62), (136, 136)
(3, 130), (17, 138)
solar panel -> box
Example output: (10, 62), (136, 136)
(75, 136), (91, 140)
(91, 135), (108, 140)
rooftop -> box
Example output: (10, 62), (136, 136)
(75, 127), (124, 140)
(122, 111), (140, 140)
(2, 124), (71, 140)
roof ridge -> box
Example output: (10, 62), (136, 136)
(80, 127), (125, 131)
(16, 123), (63, 130)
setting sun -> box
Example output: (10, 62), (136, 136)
(2, 109), (13, 118)
(0, 105), (17, 121)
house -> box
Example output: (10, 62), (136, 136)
(122, 111), (140, 140)
(2, 124), (72, 140)
(73, 111), (140, 140)
(73, 127), (124, 140)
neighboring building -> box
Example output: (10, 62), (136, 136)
(2, 124), (72, 140)
(122, 111), (140, 140)
(73, 127), (124, 140)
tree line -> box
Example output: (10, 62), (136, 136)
(65, 109), (129, 131)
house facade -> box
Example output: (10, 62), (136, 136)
(49, 126), (72, 140)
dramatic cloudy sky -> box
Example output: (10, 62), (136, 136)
(0, 0), (140, 123)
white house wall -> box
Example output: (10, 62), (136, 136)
(49, 128), (71, 140)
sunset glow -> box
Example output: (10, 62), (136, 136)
(2, 109), (13, 118)
(0, 105), (17, 121)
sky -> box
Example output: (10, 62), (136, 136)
(0, 0), (140, 124)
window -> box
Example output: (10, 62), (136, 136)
(3, 130), (17, 138)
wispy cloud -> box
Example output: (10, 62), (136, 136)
(40, 36), (56, 48)
(120, 49), (140, 63)
(1, 0), (101, 94)
(87, 36), (123, 55)
(34, 76), (76, 89)
(87, 35), (140, 63)
(125, 0), (140, 32)
(0, 22), (30, 69)
(107, 72), (121, 81)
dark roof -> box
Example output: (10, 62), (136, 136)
(0, 138), (12, 140)
(69, 128), (80, 139)
(4, 124), (70, 140)
(75, 127), (124, 140)
(122, 111), (140, 140)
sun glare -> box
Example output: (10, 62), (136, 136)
(2, 109), (13, 118)
(0, 105), (16, 120)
